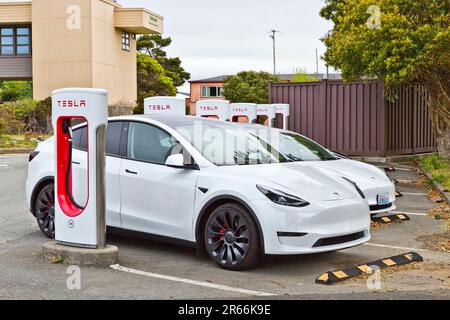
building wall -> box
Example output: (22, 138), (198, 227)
(31, 0), (137, 105)
(91, 0), (137, 105)
(189, 81), (225, 115)
(32, 0), (94, 101)
(0, 2), (31, 23)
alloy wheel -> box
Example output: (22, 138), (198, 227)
(206, 208), (250, 267)
(35, 185), (55, 238)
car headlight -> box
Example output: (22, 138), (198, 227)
(256, 185), (309, 207)
(342, 177), (366, 199)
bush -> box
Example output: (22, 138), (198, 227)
(0, 107), (25, 134)
(0, 81), (33, 103)
(420, 154), (450, 190)
(0, 98), (51, 134)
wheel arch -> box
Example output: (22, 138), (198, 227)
(30, 176), (54, 216)
(195, 195), (265, 254)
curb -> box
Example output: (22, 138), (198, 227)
(418, 165), (450, 205)
(42, 241), (119, 267)
(0, 148), (33, 155)
(371, 213), (410, 224)
(316, 252), (423, 285)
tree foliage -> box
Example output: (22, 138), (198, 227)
(137, 35), (190, 87)
(292, 67), (320, 82)
(0, 81), (33, 103)
(320, 0), (450, 157)
(223, 71), (282, 104)
(135, 53), (177, 114)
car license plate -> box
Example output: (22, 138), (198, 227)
(377, 193), (390, 205)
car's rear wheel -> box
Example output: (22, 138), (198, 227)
(35, 183), (55, 239)
(205, 203), (260, 270)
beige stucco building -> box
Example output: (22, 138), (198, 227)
(0, 0), (163, 105)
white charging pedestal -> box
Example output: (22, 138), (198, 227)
(273, 104), (290, 130)
(144, 96), (186, 116)
(44, 88), (118, 266)
(257, 104), (276, 127)
(229, 103), (258, 123)
(196, 100), (230, 121)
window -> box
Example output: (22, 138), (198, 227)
(121, 32), (130, 51)
(72, 122), (124, 157)
(105, 122), (123, 156)
(126, 122), (178, 164)
(78, 127), (88, 151)
(0, 26), (31, 56)
(201, 86), (222, 97)
(72, 127), (83, 149)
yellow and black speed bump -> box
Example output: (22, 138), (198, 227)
(316, 252), (423, 285)
(371, 213), (410, 224)
(395, 191), (403, 197)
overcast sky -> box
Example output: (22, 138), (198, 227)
(1, 0), (334, 92)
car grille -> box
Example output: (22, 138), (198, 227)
(312, 231), (365, 248)
(369, 203), (393, 211)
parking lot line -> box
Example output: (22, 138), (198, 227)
(110, 264), (276, 297)
(391, 211), (428, 216)
(400, 192), (428, 196)
(364, 242), (430, 252)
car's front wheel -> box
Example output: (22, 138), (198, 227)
(34, 183), (55, 239)
(205, 203), (260, 270)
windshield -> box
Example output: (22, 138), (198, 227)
(276, 133), (337, 161)
(246, 127), (337, 162)
(173, 122), (281, 166)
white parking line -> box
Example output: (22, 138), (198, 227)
(0, 164), (8, 169)
(110, 264), (276, 297)
(391, 211), (428, 216)
(364, 242), (429, 252)
(400, 192), (428, 196)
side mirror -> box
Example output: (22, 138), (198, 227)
(165, 154), (185, 168)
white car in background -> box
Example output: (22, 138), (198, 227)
(26, 115), (371, 270)
(241, 124), (396, 215)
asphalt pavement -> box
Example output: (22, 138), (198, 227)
(0, 154), (449, 299)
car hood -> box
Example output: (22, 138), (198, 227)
(219, 163), (357, 201)
(299, 159), (392, 189)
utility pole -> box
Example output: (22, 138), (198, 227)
(269, 29), (281, 75)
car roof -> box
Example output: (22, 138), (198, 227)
(111, 114), (245, 129)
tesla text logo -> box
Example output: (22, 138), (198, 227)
(232, 107), (248, 113)
(148, 104), (171, 111)
(200, 106), (219, 111)
(57, 100), (87, 108)
(258, 108), (269, 113)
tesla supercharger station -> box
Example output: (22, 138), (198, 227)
(144, 96), (186, 115)
(257, 104), (276, 127)
(52, 88), (108, 249)
(229, 103), (258, 123)
(273, 103), (290, 130)
(196, 100), (230, 121)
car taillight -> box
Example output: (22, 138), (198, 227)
(29, 151), (40, 162)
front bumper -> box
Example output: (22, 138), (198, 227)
(251, 198), (371, 255)
(360, 182), (396, 214)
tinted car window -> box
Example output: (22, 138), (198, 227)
(105, 121), (123, 156)
(126, 122), (178, 164)
(72, 127), (83, 148)
(79, 127), (88, 151)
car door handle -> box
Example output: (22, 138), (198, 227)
(72, 161), (81, 165)
(125, 169), (138, 175)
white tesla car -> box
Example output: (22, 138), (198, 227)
(241, 124), (396, 215)
(26, 115), (370, 270)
